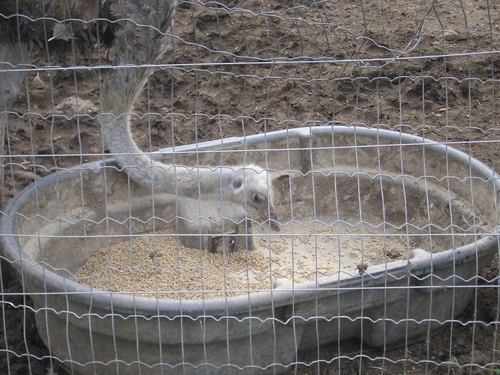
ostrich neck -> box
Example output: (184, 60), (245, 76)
(99, 0), (236, 202)
(101, 67), (235, 201)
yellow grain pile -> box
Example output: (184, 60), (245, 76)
(76, 235), (270, 299)
(76, 229), (408, 300)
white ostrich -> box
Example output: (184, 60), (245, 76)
(1, 0), (280, 231)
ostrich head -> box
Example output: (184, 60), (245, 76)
(230, 165), (280, 231)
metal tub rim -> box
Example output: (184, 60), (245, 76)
(1, 125), (499, 317)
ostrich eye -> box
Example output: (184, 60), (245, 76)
(233, 178), (243, 189)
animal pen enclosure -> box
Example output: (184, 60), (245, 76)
(0, 0), (499, 374)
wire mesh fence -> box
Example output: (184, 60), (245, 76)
(0, 0), (499, 374)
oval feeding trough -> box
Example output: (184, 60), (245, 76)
(1, 125), (499, 375)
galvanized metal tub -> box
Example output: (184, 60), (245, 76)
(1, 125), (498, 374)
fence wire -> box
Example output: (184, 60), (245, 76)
(0, 0), (499, 374)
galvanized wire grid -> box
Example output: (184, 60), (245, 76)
(0, 1), (499, 374)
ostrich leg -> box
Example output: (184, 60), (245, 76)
(0, 40), (30, 207)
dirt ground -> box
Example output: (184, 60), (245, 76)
(1, 0), (499, 374)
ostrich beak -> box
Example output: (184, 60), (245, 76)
(254, 204), (280, 232)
